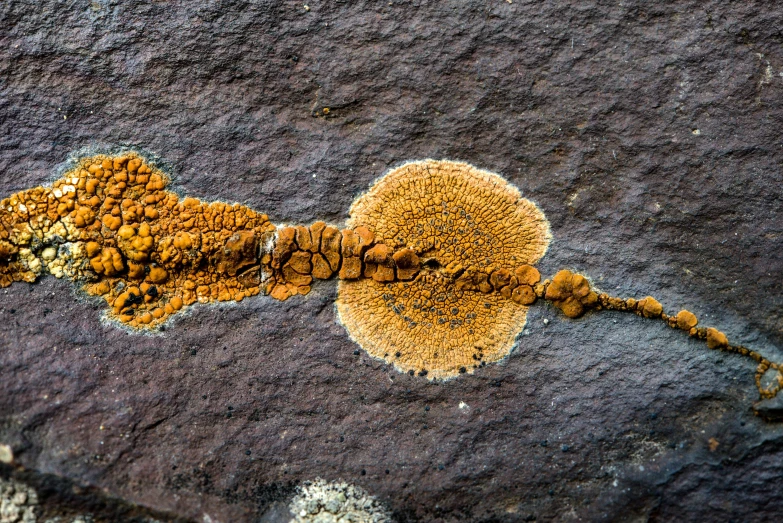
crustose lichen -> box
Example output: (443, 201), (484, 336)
(0, 154), (780, 402)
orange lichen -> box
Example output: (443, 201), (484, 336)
(336, 159), (551, 379)
(544, 270), (598, 318)
(675, 309), (698, 331)
(0, 153), (275, 328)
(549, 273), (783, 400)
(706, 327), (729, 350)
(2, 153), (782, 404)
(636, 296), (663, 319)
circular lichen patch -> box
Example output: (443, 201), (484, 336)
(337, 160), (551, 379)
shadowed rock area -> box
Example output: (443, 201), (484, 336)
(1, 1), (783, 521)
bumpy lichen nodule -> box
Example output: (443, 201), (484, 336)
(544, 269), (598, 318)
(335, 159), (551, 379)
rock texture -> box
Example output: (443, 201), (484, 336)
(1, 1), (783, 521)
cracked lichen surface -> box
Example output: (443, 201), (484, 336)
(336, 160), (551, 379)
(0, 153), (275, 329)
(1, 152), (781, 403)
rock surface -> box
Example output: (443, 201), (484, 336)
(1, 1), (783, 521)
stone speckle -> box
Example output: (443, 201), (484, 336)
(2, 1), (783, 522)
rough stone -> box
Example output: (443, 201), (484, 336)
(1, 1), (783, 521)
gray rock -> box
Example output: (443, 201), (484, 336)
(2, 1), (783, 521)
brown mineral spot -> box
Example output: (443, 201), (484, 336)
(295, 225), (314, 252)
(354, 226), (374, 251)
(215, 230), (259, 276)
(589, 279), (783, 399)
(313, 252), (335, 279)
(336, 159), (551, 379)
(511, 284), (536, 305)
(455, 269), (492, 294)
(340, 229), (360, 258)
(364, 244), (395, 283)
(321, 226), (342, 271)
(489, 269), (512, 291)
(392, 248), (419, 281)
(271, 226), (297, 270)
(338, 256), (362, 280)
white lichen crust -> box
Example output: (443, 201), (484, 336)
(0, 477), (37, 523)
(289, 478), (392, 523)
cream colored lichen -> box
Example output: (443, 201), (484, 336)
(289, 478), (391, 523)
(0, 477), (37, 523)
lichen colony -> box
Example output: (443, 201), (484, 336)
(1, 153), (780, 400)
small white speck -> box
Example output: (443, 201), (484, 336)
(543, 318), (549, 325)
(303, 4), (310, 11)
(459, 401), (469, 410)
(613, 479), (618, 487)
(692, 129), (700, 135)
(639, 465), (644, 471)
(312, 174), (316, 178)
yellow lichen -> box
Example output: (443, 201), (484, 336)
(336, 159), (551, 379)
